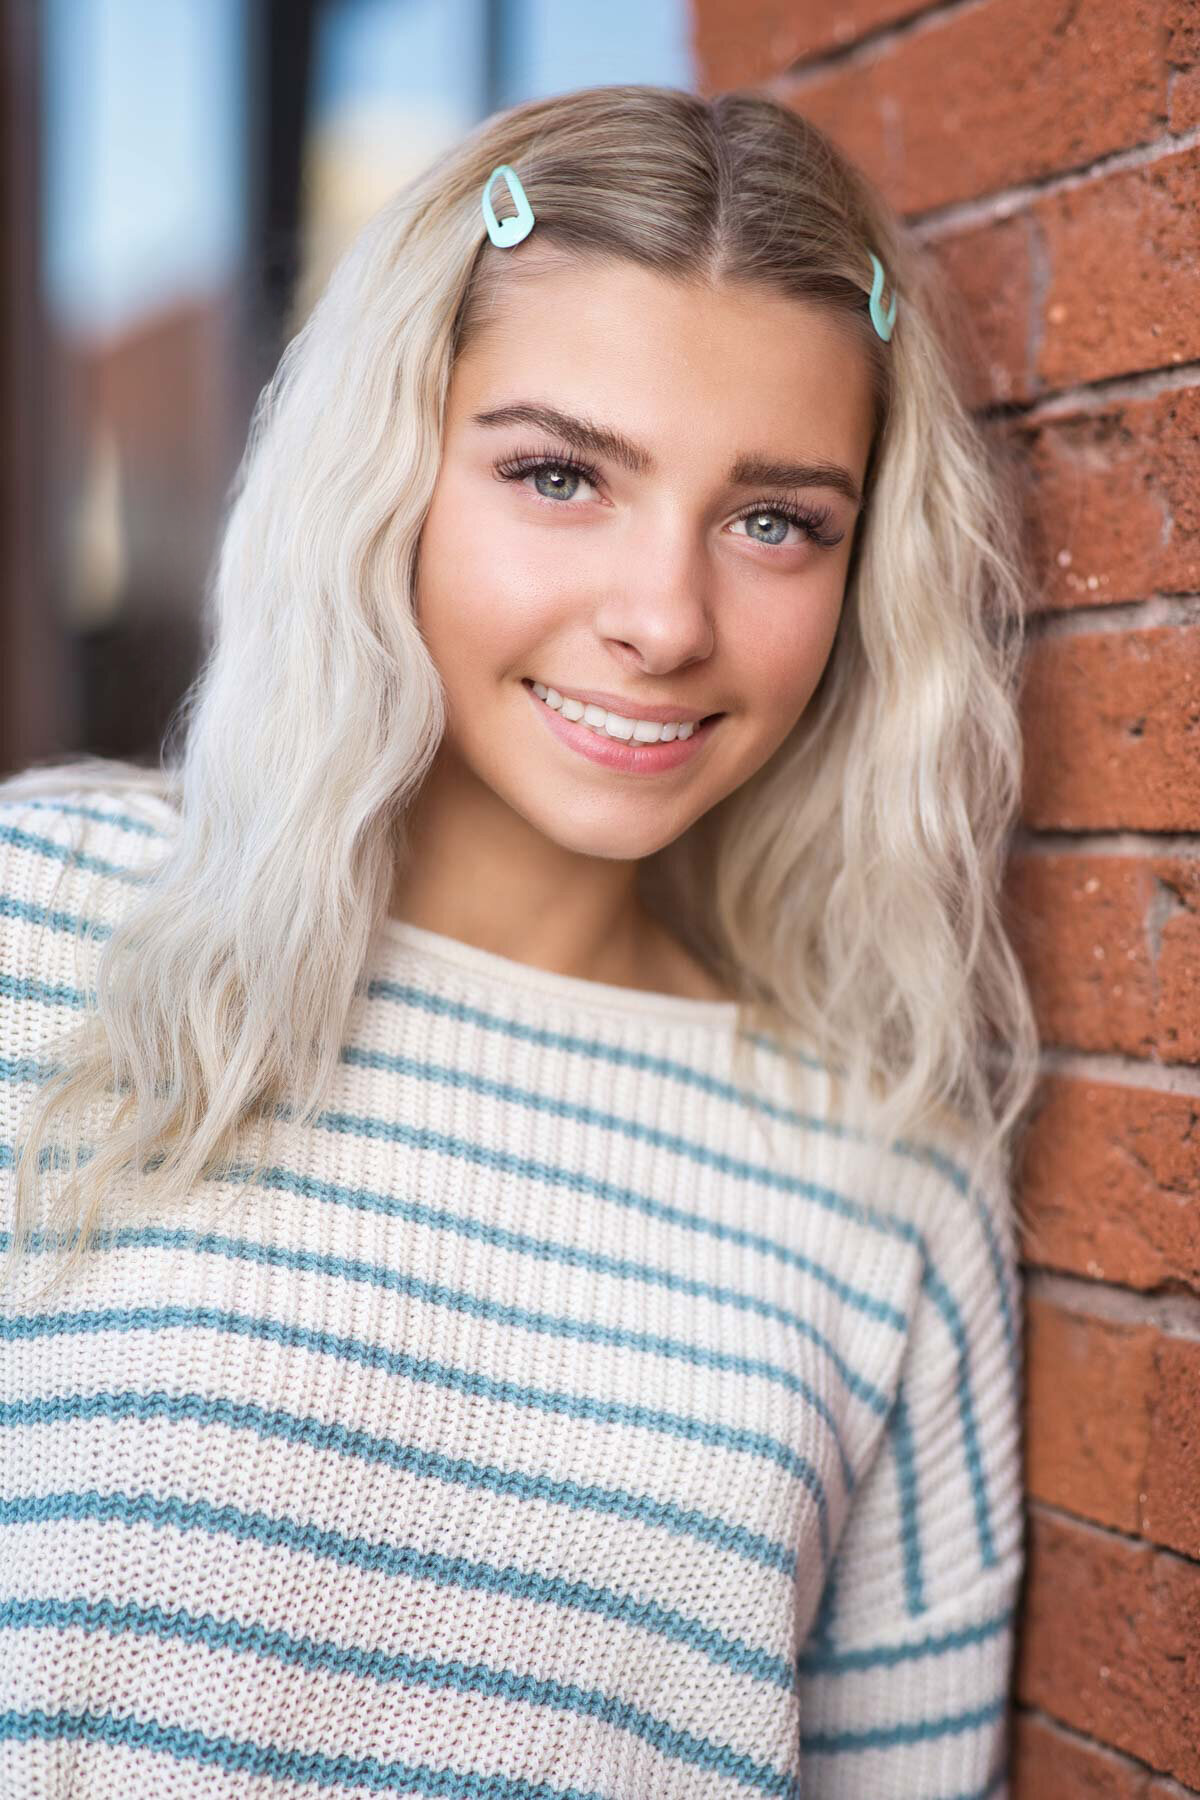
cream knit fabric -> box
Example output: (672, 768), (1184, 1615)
(0, 784), (1023, 1798)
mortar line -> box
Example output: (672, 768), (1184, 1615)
(1012, 1704), (1197, 1798)
(1033, 1047), (1200, 1097)
(1023, 1268), (1200, 1339)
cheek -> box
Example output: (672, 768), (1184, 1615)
(416, 478), (559, 674)
(733, 579), (847, 721)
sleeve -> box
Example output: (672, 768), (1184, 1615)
(0, 781), (174, 1154)
(796, 1155), (1025, 1800)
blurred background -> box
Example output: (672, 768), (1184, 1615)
(0, 0), (694, 776)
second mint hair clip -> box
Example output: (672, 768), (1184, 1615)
(868, 251), (897, 342)
(482, 164), (536, 247)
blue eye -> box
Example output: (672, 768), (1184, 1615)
(740, 511), (791, 547)
(494, 451), (601, 503)
(731, 503), (844, 550)
(530, 464), (587, 501)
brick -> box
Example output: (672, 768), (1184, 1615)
(1142, 1333), (1200, 1559)
(1019, 627), (1200, 831)
(693, 0), (930, 88)
(1171, 63), (1200, 130)
(923, 146), (1200, 406)
(1018, 1074), (1200, 1297)
(1012, 1710), (1156, 1799)
(1022, 1295), (1200, 1560)
(1003, 852), (1200, 1061)
(927, 218), (1035, 408)
(1023, 1296), (1155, 1534)
(1167, 0), (1200, 64)
(772, 0), (1164, 215)
(1015, 1506), (1200, 1786)
(1033, 146), (1200, 392)
(1011, 385), (1200, 612)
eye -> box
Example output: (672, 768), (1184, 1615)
(493, 449), (603, 505)
(730, 501), (844, 551)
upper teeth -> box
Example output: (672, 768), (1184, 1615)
(530, 681), (698, 742)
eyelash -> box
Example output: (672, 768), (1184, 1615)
(492, 446), (845, 550)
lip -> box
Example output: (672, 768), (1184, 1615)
(526, 679), (718, 726)
(523, 679), (724, 774)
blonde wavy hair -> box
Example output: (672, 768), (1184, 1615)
(2, 82), (1041, 1283)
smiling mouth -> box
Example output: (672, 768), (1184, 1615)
(521, 678), (724, 741)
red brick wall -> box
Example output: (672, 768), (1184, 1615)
(691, 3), (1200, 1792)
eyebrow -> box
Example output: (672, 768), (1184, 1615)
(471, 401), (864, 508)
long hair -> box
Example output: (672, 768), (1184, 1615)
(2, 83), (1041, 1283)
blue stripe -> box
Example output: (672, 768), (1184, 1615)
(889, 1392), (926, 1615)
(0, 1055), (56, 1087)
(920, 1264), (997, 1569)
(743, 1025), (826, 1071)
(0, 965), (914, 1352)
(4, 1288), (834, 1555)
(276, 1112), (917, 1329)
(0, 980), (929, 1371)
(0, 822), (150, 885)
(0, 960), (912, 1252)
(18, 798), (168, 837)
(367, 971), (817, 1085)
(249, 1165), (894, 1408)
(0, 965), (926, 1344)
(0, 1493), (795, 1691)
(0, 971), (91, 1012)
(803, 1694), (1006, 1754)
(0, 1152), (899, 1418)
(797, 1605), (1013, 1674)
(330, 1047), (910, 1244)
(0, 1298), (831, 1563)
(362, 983), (838, 1122)
(0, 1597), (799, 1794)
(0, 1704), (622, 1800)
(0, 890), (112, 940)
(897, 1133), (1018, 1379)
(18, 1223), (859, 1494)
(0, 1156), (994, 1581)
(0, 1385), (796, 1575)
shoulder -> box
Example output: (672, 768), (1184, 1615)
(743, 1041), (1019, 1333)
(906, 1100), (1019, 1279)
(0, 760), (180, 971)
(0, 761), (179, 866)
(892, 1101), (1023, 1408)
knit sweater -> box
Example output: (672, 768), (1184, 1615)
(0, 783), (1024, 1800)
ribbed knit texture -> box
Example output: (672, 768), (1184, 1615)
(0, 784), (1024, 1799)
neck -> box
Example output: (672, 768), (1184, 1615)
(389, 753), (654, 988)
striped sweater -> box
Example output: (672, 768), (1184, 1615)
(0, 783), (1024, 1799)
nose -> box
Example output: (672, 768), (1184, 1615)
(592, 517), (716, 672)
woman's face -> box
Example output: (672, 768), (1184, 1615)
(414, 254), (876, 863)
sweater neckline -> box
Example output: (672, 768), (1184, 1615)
(377, 916), (742, 1029)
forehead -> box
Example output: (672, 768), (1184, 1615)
(450, 253), (877, 483)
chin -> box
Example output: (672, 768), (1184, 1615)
(522, 805), (695, 865)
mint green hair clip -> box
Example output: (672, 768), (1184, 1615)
(481, 163), (535, 248)
(868, 251), (897, 341)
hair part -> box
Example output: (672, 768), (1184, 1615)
(1, 83), (1040, 1290)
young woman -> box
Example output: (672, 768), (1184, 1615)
(0, 84), (1040, 1798)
